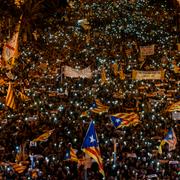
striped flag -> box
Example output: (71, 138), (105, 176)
(101, 67), (107, 84)
(112, 63), (118, 76)
(82, 121), (105, 176)
(15, 144), (28, 163)
(119, 67), (125, 80)
(158, 128), (177, 154)
(2, 16), (22, 69)
(6, 82), (16, 110)
(90, 99), (109, 114)
(32, 129), (54, 142)
(0, 78), (6, 86)
(64, 147), (79, 162)
(18, 91), (30, 101)
(167, 101), (180, 112)
(10, 163), (27, 174)
(110, 112), (140, 128)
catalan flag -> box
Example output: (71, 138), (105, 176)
(90, 99), (109, 114)
(158, 128), (177, 154)
(64, 147), (79, 162)
(32, 129), (54, 142)
(110, 112), (140, 128)
(82, 121), (105, 176)
(10, 163), (27, 174)
(6, 82), (16, 110)
(101, 67), (107, 84)
(167, 101), (180, 112)
(15, 144), (28, 163)
(2, 16), (22, 69)
(112, 63), (118, 76)
(119, 66), (125, 80)
(18, 91), (30, 101)
(0, 78), (6, 86)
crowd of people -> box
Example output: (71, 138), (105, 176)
(0, 0), (179, 179)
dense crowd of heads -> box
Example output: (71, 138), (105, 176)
(0, 0), (179, 179)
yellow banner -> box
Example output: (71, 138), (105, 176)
(132, 70), (164, 80)
(177, 43), (180, 51)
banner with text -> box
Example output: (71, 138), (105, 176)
(132, 70), (165, 80)
(140, 45), (155, 56)
(63, 66), (92, 79)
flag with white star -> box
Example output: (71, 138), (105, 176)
(64, 147), (78, 162)
(110, 112), (140, 128)
(158, 128), (177, 154)
(90, 99), (109, 114)
(81, 121), (105, 176)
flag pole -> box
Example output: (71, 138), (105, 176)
(84, 167), (88, 180)
(61, 66), (64, 83)
(113, 138), (117, 180)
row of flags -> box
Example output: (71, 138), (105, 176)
(82, 99), (140, 128)
(0, 123), (177, 176)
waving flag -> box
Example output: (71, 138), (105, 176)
(15, 144), (28, 163)
(101, 67), (107, 84)
(119, 66), (125, 80)
(112, 63), (118, 76)
(2, 16), (22, 69)
(167, 101), (180, 112)
(10, 163), (27, 174)
(158, 128), (177, 154)
(110, 112), (140, 128)
(82, 121), (105, 176)
(18, 91), (30, 101)
(64, 147), (78, 162)
(32, 129), (54, 142)
(6, 82), (16, 110)
(90, 99), (109, 114)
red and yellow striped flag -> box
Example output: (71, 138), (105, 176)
(70, 147), (79, 162)
(10, 163), (27, 174)
(32, 129), (54, 142)
(101, 67), (107, 84)
(167, 101), (180, 112)
(0, 78), (6, 86)
(6, 82), (16, 110)
(18, 91), (30, 101)
(119, 67), (125, 80)
(90, 99), (109, 114)
(112, 63), (118, 76)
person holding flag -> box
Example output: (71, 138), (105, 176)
(158, 128), (177, 154)
(81, 121), (105, 177)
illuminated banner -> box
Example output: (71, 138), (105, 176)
(140, 45), (155, 56)
(63, 66), (92, 79)
(132, 70), (164, 80)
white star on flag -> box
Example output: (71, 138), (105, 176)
(115, 119), (121, 123)
(168, 134), (172, 139)
(89, 135), (95, 143)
